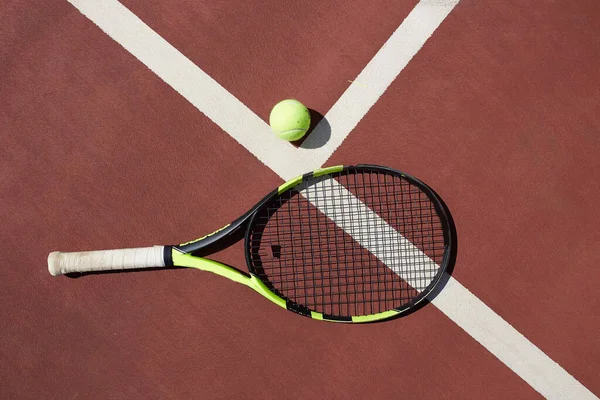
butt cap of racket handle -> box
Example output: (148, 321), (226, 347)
(48, 246), (166, 276)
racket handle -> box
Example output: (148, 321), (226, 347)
(48, 246), (165, 276)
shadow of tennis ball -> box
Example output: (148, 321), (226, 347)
(290, 109), (332, 149)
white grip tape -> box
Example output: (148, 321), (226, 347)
(48, 246), (166, 276)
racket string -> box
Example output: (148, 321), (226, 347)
(248, 169), (446, 317)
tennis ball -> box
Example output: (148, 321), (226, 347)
(269, 99), (311, 141)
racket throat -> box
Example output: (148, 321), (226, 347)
(168, 247), (252, 287)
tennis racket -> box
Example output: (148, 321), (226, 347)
(48, 164), (452, 323)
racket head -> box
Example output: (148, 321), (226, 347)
(244, 164), (452, 323)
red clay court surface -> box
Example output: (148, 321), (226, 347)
(1, 0), (599, 399)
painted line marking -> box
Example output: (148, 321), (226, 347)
(304, 178), (597, 399)
(301, 0), (461, 168)
(433, 277), (598, 399)
(67, 0), (312, 177)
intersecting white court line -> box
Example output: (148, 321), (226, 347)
(67, 0), (598, 398)
(301, 0), (461, 166)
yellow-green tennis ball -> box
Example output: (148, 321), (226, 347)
(269, 99), (311, 141)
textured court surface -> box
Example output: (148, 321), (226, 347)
(1, 0), (599, 399)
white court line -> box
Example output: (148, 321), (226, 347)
(301, 0), (461, 170)
(67, 0), (315, 177)
(68, 0), (459, 180)
(67, 0), (598, 398)
(304, 179), (596, 399)
(300, 178), (438, 290)
(432, 278), (597, 399)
